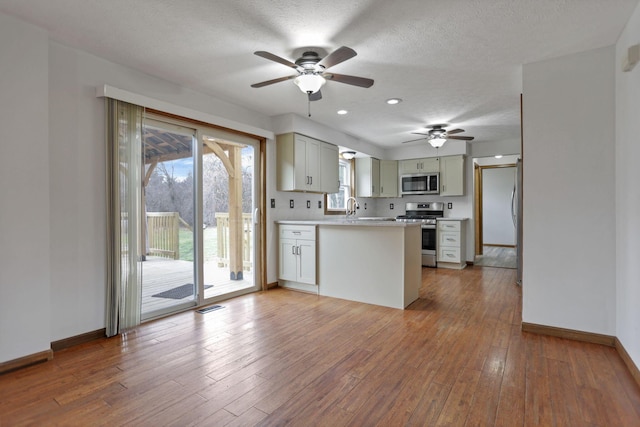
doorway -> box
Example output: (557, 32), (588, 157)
(140, 114), (262, 320)
(474, 157), (519, 269)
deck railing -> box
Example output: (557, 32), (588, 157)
(146, 212), (180, 259)
(215, 213), (253, 271)
(145, 211), (253, 271)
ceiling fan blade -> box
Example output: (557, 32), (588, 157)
(309, 90), (322, 101)
(325, 73), (374, 88)
(402, 137), (428, 144)
(251, 75), (297, 88)
(318, 46), (357, 69)
(254, 51), (299, 70)
(446, 128), (464, 135)
(447, 135), (475, 141)
(411, 132), (430, 136)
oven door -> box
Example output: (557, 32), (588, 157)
(421, 224), (437, 267)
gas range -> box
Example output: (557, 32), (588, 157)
(397, 202), (444, 268)
(395, 202), (444, 224)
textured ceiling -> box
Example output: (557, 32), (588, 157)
(1, 0), (637, 148)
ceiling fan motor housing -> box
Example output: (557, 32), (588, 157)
(295, 52), (322, 71)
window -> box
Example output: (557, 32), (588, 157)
(326, 159), (353, 214)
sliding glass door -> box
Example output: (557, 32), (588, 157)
(141, 119), (197, 319)
(200, 132), (259, 301)
(139, 115), (261, 320)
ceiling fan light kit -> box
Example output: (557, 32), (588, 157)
(293, 74), (325, 94)
(429, 137), (447, 148)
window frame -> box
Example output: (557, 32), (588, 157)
(325, 158), (355, 215)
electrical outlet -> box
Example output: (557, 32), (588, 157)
(290, 200), (294, 208)
(318, 200), (322, 208)
(390, 203), (394, 210)
(271, 198), (275, 208)
(447, 203), (453, 209)
(364, 203), (367, 210)
(306, 200), (311, 208)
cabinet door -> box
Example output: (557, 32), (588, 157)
(355, 157), (372, 197)
(305, 137), (321, 191)
(279, 238), (298, 281)
(440, 155), (465, 196)
(399, 159), (420, 174)
(379, 160), (398, 197)
(293, 135), (308, 191)
(421, 157), (439, 173)
(320, 143), (339, 194)
(297, 240), (317, 284)
(371, 158), (380, 197)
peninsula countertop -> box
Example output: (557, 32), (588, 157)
(275, 218), (420, 227)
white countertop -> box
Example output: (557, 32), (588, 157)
(276, 218), (419, 227)
(437, 217), (469, 221)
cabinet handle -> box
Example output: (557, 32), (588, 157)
(310, 176), (313, 185)
(292, 246), (296, 255)
(296, 246), (301, 255)
(447, 238), (455, 242)
(293, 231), (301, 235)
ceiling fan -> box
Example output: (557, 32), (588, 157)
(404, 124), (475, 148)
(250, 46), (374, 102)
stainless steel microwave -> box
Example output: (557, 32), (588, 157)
(400, 173), (440, 195)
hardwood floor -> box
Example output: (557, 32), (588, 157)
(1, 267), (639, 426)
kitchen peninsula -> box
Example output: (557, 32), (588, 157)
(276, 219), (421, 309)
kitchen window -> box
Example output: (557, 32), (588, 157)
(325, 158), (353, 214)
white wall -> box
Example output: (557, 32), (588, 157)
(0, 14), (51, 362)
(482, 167), (516, 246)
(47, 41), (273, 342)
(522, 46), (616, 335)
(615, 1), (640, 372)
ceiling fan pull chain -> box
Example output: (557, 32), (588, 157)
(307, 94), (312, 117)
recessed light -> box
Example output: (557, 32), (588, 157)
(386, 98), (402, 105)
(337, 110), (348, 115)
(494, 154), (503, 159)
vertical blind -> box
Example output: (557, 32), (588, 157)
(105, 99), (143, 337)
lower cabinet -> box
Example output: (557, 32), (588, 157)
(279, 225), (317, 290)
(437, 219), (467, 269)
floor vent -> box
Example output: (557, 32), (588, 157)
(197, 305), (224, 314)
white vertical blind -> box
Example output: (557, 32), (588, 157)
(105, 99), (143, 336)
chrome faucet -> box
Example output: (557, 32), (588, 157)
(345, 197), (359, 218)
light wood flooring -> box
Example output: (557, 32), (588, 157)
(474, 245), (517, 269)
(1, 267), (639, 426)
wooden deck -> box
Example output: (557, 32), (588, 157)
(141, 257), (254, 315)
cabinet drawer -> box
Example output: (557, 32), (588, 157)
(280, 225), (316, 241)
(439, 231), (461, 247)
(439, 248), (461, 263)
(438, 221), (461, 231)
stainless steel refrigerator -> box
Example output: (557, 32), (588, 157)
(511, 158), (523, 285)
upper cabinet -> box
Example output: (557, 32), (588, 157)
(320, 143), (339, 194)
(398, 157), (439, 175)
(440, 155), (465, 196)
(379, 160), (398, 197)
(276, 133), (339, 194)
(355, 158), (398, 198)
(355, 157), (380, 198)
